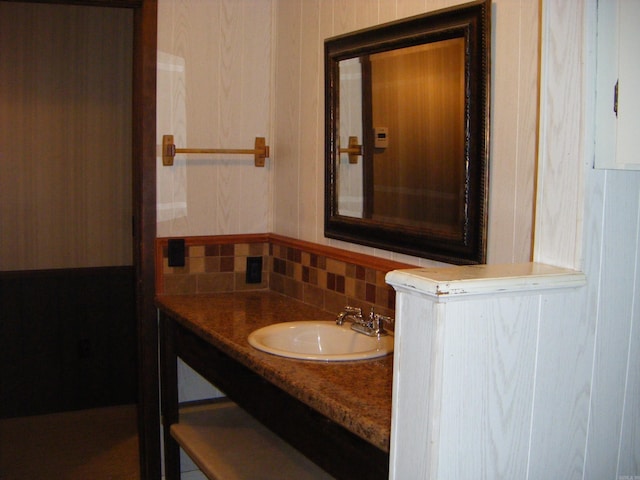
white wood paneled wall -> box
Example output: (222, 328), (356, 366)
(157, 0), (273, 238)
(272, 0), (539, 267)
(388, 0), (640, 477)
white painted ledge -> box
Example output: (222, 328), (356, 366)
(386, 262), (586, 300)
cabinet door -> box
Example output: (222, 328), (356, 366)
(595, 0), (640, 170)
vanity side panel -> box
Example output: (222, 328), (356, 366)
(436, 296), (538, 480)
(527, 288), (594, 479)
(389, 291), (445, 479)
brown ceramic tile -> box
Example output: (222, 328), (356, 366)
(355, 265), (366, 281)
(345, 277), (357, 298)
(317, 270), (327, 289)
(327, 272), (336, 291)
(375, 286), (389, 309)
(365, 268), (377, 284)
(326, 258), (346, 276)
(366, 283), (376, 303)
(308, 267), (318, 286)
(345, 263), (357, 278)
(302, 266), (310, 283)
(197, 272), (234, 293)
(302, 284), (324, 310)
(220, 244), (234, 256)
(163, 274), (197, 295)
(220, 256), (235, 272)
(273, 258), (285, 275)
(234, 272), (268, 291)
(205, 244), (220, 256)
(336, 275), (345, 294)
(269, 272), (284, 294)
(293, 263), (302, 282)
(189, 256), (205, 273)
(301, 251), (311, 266)
(249, 243), (266, 256)
(387, 289), (396, 309)
(285, 261), (295, 278)
(234, 256), (246, 272)
(354, 279), (367, 301)
(282, 276), (303, 301)
(204, 256), (221, 272)
(324, 290), (348, 315)
(189, 245), (205, 258)
(235, 243), (250, 256)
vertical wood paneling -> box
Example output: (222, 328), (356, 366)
(528, 289), (594, 480)
(389, 295), (444, 479)
(617, 218), (640, 475)
(437, 297), (537, 479)
(157, 0), (272, 238)
(488, 0), (538, 263)
(272, 0), (538, 267)
(0, 3), (133, 270)
(216, 0), (243, 234)
(581, 167), (640, 479)
(297, 0), (321, 242)
(273, 0), (301, 237)
(534, 0), (585, 269)
(237, 1), (272, 233)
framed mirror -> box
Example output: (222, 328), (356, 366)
(324, 0), (490, 264)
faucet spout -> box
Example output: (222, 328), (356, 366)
(336, 306), (363, 325)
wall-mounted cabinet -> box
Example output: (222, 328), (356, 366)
(595, 0), (640, 170)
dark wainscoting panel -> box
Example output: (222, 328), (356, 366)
(0, 266), (137, 418)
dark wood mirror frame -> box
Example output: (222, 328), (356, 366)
(324, 0), (490, 264)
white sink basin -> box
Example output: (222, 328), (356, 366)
(248, 321), (394, 362)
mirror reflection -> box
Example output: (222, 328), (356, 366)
(338, 38), (466, 233)
(325, 0), (490, 264)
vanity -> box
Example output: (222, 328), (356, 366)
(157, 291), (392, 480)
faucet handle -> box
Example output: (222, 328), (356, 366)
(343, 305), (362, 315)
(369, 308), (394, 335)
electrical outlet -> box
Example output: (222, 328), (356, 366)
(168, 238), (185, 267)
(246, 256), (263, 284)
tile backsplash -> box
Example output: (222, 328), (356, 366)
(157, 234), (413, 318)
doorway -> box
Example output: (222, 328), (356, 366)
(0, 0), (160, 478)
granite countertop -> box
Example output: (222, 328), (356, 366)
(156, 290), (393, 452)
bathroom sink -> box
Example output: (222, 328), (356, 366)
(248, 321), (394, 362)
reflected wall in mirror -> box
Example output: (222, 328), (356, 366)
(325, 0), (490, 264)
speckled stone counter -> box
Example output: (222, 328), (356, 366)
(156, 290), (393, 452)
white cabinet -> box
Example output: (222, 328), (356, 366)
(595, 0), (640, 170)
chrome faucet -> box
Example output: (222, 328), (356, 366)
(336, 306), (364, 326)
(336, 306), (394, 337)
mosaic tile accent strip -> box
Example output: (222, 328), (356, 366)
(268, 243), (396, 319)
(158, 235), (400, 319)
(161, 242), (269, 295)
